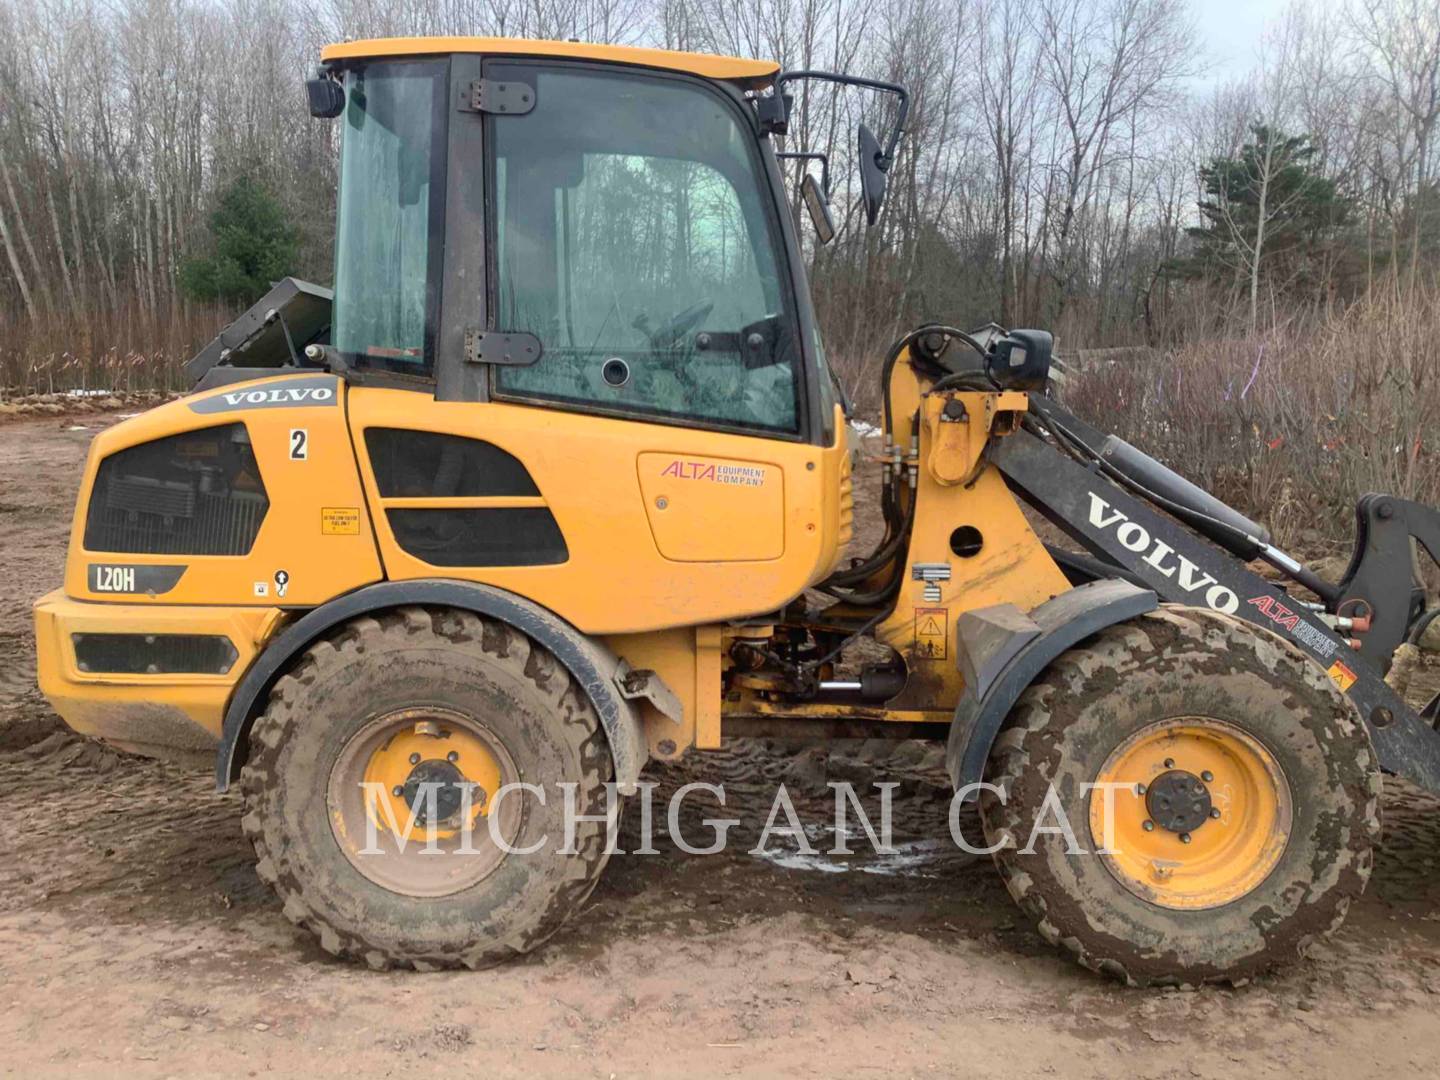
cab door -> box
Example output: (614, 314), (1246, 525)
(474, 58), (839, 569)
(340, 54), (849, 634)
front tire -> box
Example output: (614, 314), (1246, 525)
(980, 606), (1381, 986)
(240, 606), (615, 970)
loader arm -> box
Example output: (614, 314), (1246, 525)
(987, 421), (1440, 792)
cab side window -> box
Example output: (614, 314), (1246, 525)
(489, 64), (800, 435)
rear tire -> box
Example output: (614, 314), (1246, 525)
(240, 605), (615, 970)
(980, 606), (1381, 986)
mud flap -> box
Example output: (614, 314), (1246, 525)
(946, 579), (1157, 796)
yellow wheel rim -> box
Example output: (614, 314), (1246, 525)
(1089, 718), (1292, 910)
(327, 707), (521, 898)
(357, 710), (504, 843)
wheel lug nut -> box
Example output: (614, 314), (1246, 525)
(1142, 820), (1155, 832)
(1135, 783), (1147, 795)
(447, 751), (459, 763)
(1210, 807), (1221, 819)
(409, 753), (421, 765)
(1180, 832), (1192, 844)
(1201, 770), (1213, 783)
(392, 785), (404, 797)
(1163, 758), (1175, 769)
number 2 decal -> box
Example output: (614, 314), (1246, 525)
(289, 428), (308, 460)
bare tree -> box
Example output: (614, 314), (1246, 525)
(1032, 0), (1194, 322)
(1351, 0), (1440, 290)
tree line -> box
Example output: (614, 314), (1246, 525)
(0, 0), (1436, 394)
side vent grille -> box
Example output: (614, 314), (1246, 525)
(367, 429), (539, 497)
(386, 508), (568, 567)
(366, 429), (567, 568)
(84, 424), (268, 556)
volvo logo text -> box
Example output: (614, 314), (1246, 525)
(1086, 492), (1240, 614)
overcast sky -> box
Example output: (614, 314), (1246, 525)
(1192, 0), (1293, 85)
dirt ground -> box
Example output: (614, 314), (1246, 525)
(5, 413), (1440, 1078)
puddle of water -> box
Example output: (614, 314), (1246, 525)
(858, 839), (951, 877)
(749, 829), (954, 878)
(759, 850), (850, 874)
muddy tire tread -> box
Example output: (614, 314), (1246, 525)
(239, 605), (613, 971)
(981, 606), (1381, 987)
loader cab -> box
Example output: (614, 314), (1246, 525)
(320, 41), (839, 446)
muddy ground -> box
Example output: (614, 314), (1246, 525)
(4, 413), (1440, 1077)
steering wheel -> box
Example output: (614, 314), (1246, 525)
(634, 300), (715, 349)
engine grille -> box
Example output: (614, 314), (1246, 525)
(83, 424), (269, 556)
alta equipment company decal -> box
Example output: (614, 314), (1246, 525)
(1247, 594), (1338, 659)
(659, 459), (768, 488)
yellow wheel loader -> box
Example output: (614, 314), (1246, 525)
(33, 36), (1440, 984)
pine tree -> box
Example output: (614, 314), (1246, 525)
(1181, 126), (1354, 311)
(179, 177), (301, 305)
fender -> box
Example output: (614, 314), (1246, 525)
(945, 579), (1157, 796)
(215, 579), (650, 794)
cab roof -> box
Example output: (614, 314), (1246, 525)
(320, 37), (779, 90)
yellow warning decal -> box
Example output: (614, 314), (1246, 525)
(914, 607), (948, 660)
(1327, 659), (1357, 693)
(321, 507), (361, 535)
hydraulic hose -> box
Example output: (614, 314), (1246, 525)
(823, 327), (988, 594)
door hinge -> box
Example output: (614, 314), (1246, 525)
(460, 79), (535, 115)
(464, 329), (543, 366)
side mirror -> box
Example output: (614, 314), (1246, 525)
(800, 173), (835, 245)
(858, 122), (888, 226)
(306, 75), (345, 119)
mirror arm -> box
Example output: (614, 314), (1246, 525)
(776, 151), (831, 196)
(771, 70), (910, 170)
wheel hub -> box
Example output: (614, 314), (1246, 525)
(327, 707), (522, 898)
(1088, 717), (1293, 910)
(401, 758), (469, 826)
(1145, 769), (1212, 835)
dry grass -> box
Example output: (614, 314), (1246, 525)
(1064, 284), (1440, 548)
(0, 301), (231, 398)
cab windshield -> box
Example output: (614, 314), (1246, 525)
(332, 59), (448, 373)
(489, 64), (801, 433)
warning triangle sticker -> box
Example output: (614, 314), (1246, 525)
(919, 616), (943, 637)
